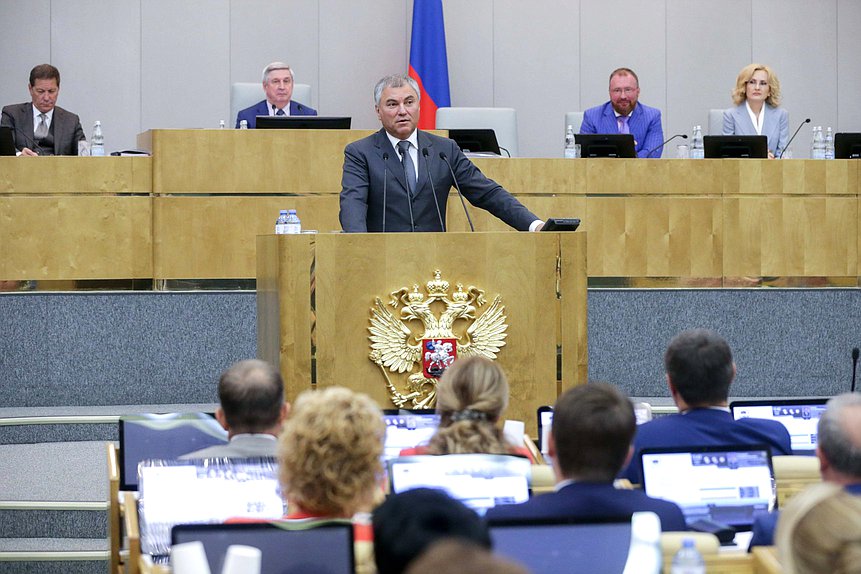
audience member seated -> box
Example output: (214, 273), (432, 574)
(405, 539), (529, 574)
(235, 61), (317, 128)
(621, 329), (792, 484)
(399, 356), (532, 461)
(485, 383), (687, 531)
(373, 488), (492, 574)
(751, 392), (861, 550)
(180, 359), (288, 459)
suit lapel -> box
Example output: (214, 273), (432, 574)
(603, 105), (619, 133)
(51, 108), (65, 155)
(375, 129), (409, 193)
(414, 131), (433, 198)
(736, 105), (756, 135)
(21, 104), (34, 145)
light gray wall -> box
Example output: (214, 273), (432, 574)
(1, 0), (858, 157)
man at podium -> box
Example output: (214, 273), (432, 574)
(339, 74), (543, 233)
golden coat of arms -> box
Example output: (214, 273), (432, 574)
(368, 270), (508, 408)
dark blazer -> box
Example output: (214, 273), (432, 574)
(1, 102), (85, 155)
(579, 101), (664, 158)
(339, 128), (538, 232)
(485, 481), (688, 532)
(621, 408), (793, 484)
(235, 99), (317, 128)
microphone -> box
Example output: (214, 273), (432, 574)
(381, 152), (389, 232)
(396, 145), (415, 232)
(779, 118), (811, 159)
(11, 125), (45, 155)
(852, 347), (859, 393)
(644, 134), (687, 158)
(421, 148), (445, 232)
(439, 151), (475, 232)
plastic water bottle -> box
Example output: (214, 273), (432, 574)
(219, 120), (226, 129)
(671, 538), (705, 574)
(239, 119), (249, 130)
(275, 210), (289, 234)
(622, 512), (662, 574)
(812, 126), (826, 159)
(564, 125), (577, 158)
(825, 127), (834, 160)
(690, 125), (704, 159)
(285, 209), (301, 234)
(91, 121), (105, 157)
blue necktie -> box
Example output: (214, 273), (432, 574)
(618, 115), (630, 135)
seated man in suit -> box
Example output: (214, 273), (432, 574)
(579, 67), (664, 158)
(750, 392), (861, 549)
(1, 64), (85, 156)
(180, 359), (288, 459)
(621, 329), (792, 484)
(235, 61), (317, 128)
(339, 74), (543, 233)
(485, 383), (687, 531)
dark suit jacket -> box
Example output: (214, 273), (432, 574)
(235, 99), (317, 128)
(580, 101), (664, 158)
(1, 102), (85, 155)
(339, 129), (538, 232)
(621, 408), (793, 484)
(485, 481), (688, 532)
(179, 434), (278, 459)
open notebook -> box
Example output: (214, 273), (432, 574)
(640, 445), (776, 531)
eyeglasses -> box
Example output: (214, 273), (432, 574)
(747, 80), (769, 88)
(611, 88), (637, 96)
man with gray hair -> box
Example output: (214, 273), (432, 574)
(235, 61), (316, 128)
(749, 392), (861, 548)
(339, 74), (543, 233)
(180, 359), (289, 459)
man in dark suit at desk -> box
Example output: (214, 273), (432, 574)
(339, 74), (543, 233)
(234, 62), (317, 128)
(180, 359), (289, 459)
(1, 64), (85, 156)
(486, 383), (687, 531)
(621, 329), (792, 484)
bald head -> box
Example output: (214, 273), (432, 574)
(818, 393), (861, 483)
(217, 359), (285, 434)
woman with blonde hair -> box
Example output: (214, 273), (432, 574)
(400, 356), (531, 459)
(722, 63), (789, 158)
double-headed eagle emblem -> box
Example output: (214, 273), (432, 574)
(369, 270), (508, 408)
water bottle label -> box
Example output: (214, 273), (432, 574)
(91, 145), (105, 157)
(275, 224), (288, 234)
(286, 223), (301, 234)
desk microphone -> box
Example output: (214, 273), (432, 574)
(439, 151), (475, 232)
(381, 152), (389, 232)
(422, 148), (446, 232)
(11, 125), (45, 155)
(779, 118), (811, 159)
(645, 134), (687, 158)
(396, 145), (416, 232)
(852, 347), (859, 393)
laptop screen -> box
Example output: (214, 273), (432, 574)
(119, 412), (228, 491)
(489, 517), (633, 573)
(640, 446), (776, 531)
(387, 454), (531, 516)
(381, 410), (440, 461)
(171, 522), (354, 574)
(537, 402), (651, 461)
(730, 398), (828, 455)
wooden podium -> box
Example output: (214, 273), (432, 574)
(257, 231), (587, 435)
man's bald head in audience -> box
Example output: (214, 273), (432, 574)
(817, 393), (861, 485)
(216, 359), (287, 436)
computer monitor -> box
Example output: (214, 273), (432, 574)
(255, 116), (352, 129)
(387, 454), (531, 516)
(381, 409), (440, 461)
(0, 126), (16, 156)
(834, 133), (861, 159)
(138, 458), (284, 556)
(171, 521), (354, 574)
(488, 516), (633, 574)
(447, 129), (502, 155)
(574, 134), (636, 158)
(730, 398), (829, 455)
(640, 445), (776, 531)
(703, 135), (768, 158)
(118, 412), (228, 491)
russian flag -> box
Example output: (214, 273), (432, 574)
(408, 0), (451, 129)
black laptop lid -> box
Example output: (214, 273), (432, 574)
(0, 126), (16, 156)
(255, 116), (351, 129)
(448, 128), (501, 155)
(574, 133), (636, 158)
(703, 135), (768, 158)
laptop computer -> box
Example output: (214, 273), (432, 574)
(381, 409), (440, 461)
(730, 398), (829, 455)
(255, 116), (351, 129)
(488, 516), (633, 573)
(447, 128), (502, 156)
(172, 521), (354, 574)
(387, 454), (531, 516)
(640, 445), (776, 532)
(574, 133), (636, 158)
(703, 135), (768, 158)
(0, 126), (17, 156)
(118, 412), (228, 491)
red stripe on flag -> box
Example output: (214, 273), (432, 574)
(410, 65), (440, 129)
